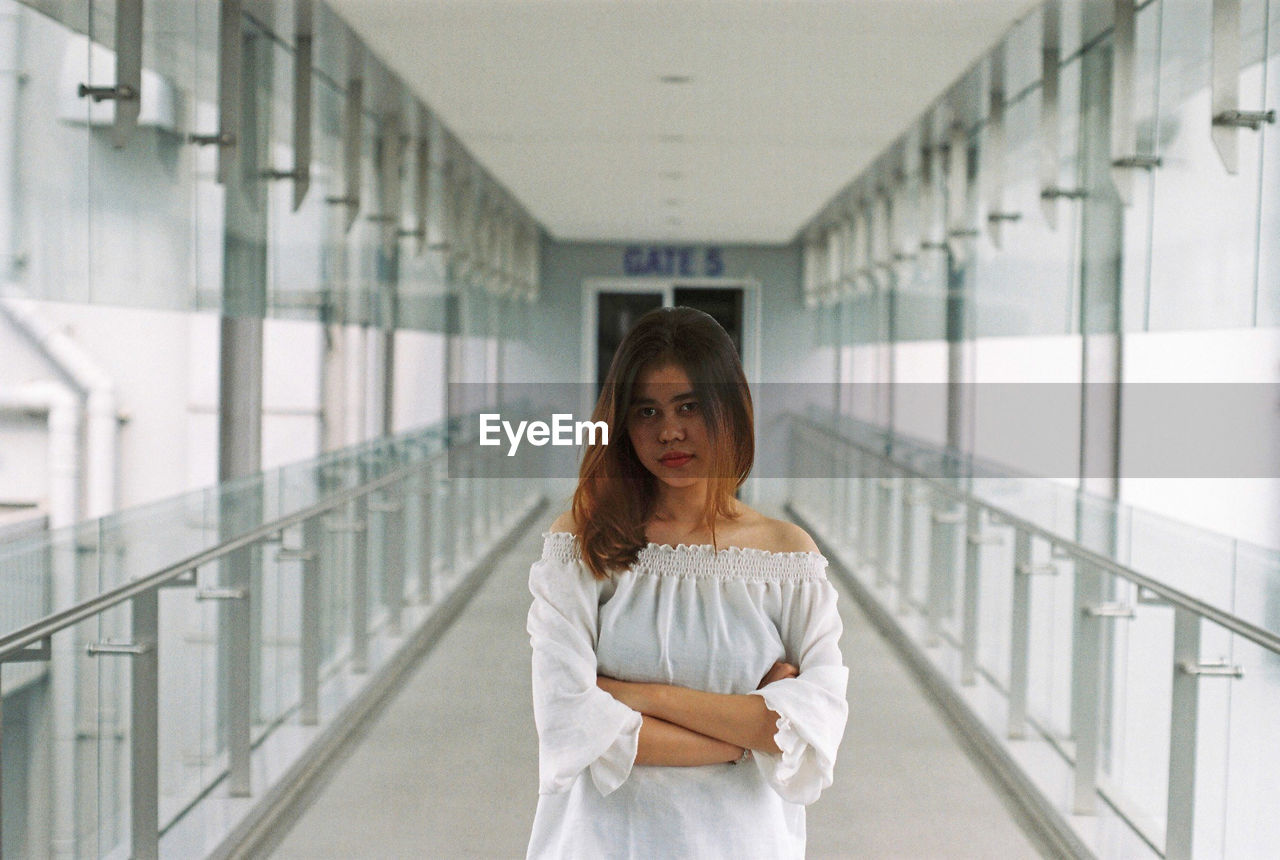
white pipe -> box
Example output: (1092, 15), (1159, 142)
(0, 382), (80, 529)
(0, 286), (118, 519)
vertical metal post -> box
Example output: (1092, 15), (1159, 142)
(350, 483), (370, 674)
(292, 0), (313, 209)
(875, 479), (894, 587)
(1040, 0), (1062, 228)
(418, 457), (436, 603)
(1109, 0), (1137, 204)
(216, 0), (243, 184)
(385, 483), (406, 636)
(111, 0), (143, 149)
(1070, 559), (1104, 814)
(1008, 529), (1033, 738)
(960, 504), (983, 685)
(897, 476), (914, 615)
(1165, 608), (1202, 860)
(858, 453), (873, 567)
(299, 514), (322, 725)
(927, 500), (962, 647)
(129, 590), (159, 860)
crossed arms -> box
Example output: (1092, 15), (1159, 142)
(596, 660), (797, 766)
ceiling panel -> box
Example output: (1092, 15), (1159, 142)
(328, 0), (1039, 244)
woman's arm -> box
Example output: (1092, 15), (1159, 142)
(598, 664), (797, 755)
(634, 715), (744, 766)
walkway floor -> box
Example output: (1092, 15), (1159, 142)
(271, 513), (1041, 859)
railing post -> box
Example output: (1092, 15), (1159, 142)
(417, 456), (436, 604)
(299, 514), (322, 725)
(960, 504), (983, 685)
(927, 498), (962, 647)
(224, 542), (253, 797)
(1166, 606), (1201, 860)
(875, 479), (894, 588)
(1007, 528), (1033, 738)
(897, 475), (915, 615)
(129, 589), (159, 860)
(350, 484), (370, 674)
(1070, 558), (1104, 814)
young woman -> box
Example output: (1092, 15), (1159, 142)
(526, 306), (848, 858)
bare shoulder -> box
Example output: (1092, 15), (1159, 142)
(763, 518), (821, 554)
(728, 504), (820, 554)
(548, 510), (578, 534)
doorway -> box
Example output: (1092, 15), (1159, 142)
(583, 279), (758, 394)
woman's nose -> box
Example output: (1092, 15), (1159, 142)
(658, 417), (685, 443)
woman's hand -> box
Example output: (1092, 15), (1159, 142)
(757, 660), (798, 688)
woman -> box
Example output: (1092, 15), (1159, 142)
(527, 306), (848, 858)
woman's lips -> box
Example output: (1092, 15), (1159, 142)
(659, 453), (693, 468)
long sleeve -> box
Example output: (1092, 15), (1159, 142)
(527, 548), (643, 797)
(748, 575), (849, 804)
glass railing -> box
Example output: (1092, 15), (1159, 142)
(0, 412), (545, 859)
(788, 411), (1280, 860)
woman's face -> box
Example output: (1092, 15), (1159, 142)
(626, 363), (710, 490)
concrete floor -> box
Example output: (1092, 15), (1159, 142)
(271, 520), (1042, 859)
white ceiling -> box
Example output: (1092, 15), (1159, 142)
(328, 0), (1038, 245)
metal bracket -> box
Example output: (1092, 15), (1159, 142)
(931, 510), (965, 525)
(1016, 562), (1059, 576)
(196, 587), (247, 602)
(1041, 187), (1086, 200)
(262, 169), (305, 181)
(987, 212), (1022, 223)
(87, 640), (153, 657)
(947, 229), (980, 239)
(276, 548), (318, 562)
(1112, 155), (1162, 170)
(1178, 661), (1243, 679)
(967, 533), (1004, 546)
(326, 196), (359, 206)
(1213, 109), (1276, 130)
(189, 132), (235, 147)
(1084, 603), (1136, 619)
(398, 228), (426, 239)
(78, 84), (137, 102)
(919, 241), (949, 251)
(366, 214), (397, 224)
(0, 637), (51, 663)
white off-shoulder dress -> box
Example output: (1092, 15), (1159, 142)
(526, 531), (849, 859)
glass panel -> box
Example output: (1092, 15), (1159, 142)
(1144, 0), (1266, 331)
(1219, 630), (1280, 856)
(11, 5), (93, 302)
(1103, 577), (1174, 833)
(1255, 0), (1280, 326)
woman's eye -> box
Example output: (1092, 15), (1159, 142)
(679, 401), (698, 413)
(638, 407), (656, 418)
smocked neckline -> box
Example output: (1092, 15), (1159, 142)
(540, 531), (828, 582)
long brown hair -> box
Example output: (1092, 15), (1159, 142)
(571, 306), (754, 579)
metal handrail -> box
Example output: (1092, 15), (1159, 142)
(792, 413), (1280, 656)
(0, 452), (440, 663)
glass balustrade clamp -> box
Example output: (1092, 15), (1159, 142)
(1177, 661), (1243, 679)
(86, 640), (153, 656)
(196, 587), (247, 601)
(1212, 109), (1275, 129)
(1040, 187), (1087, 200)
(77, 83), (136, 101)
(1111, 155), (1162, 170)
(188, 132), (235, 146)
(1083, 603), (1136, 619)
